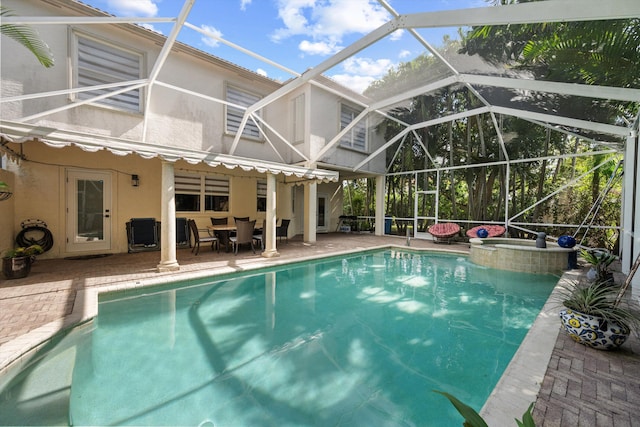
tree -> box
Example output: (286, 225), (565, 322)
(1, 6), (54, 68)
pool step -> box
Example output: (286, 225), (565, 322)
(0, 346), (76, 426)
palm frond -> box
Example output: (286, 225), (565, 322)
(1, 6), (54, 68)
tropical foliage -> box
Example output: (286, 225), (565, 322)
(434, 390), (536, 427)
(0, 6), (54, 68)
(343, 0), (635, 250)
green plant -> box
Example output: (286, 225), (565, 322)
(3, 244), (44, 259)
(580, 249), (616, 283)
(434, 390), (535, 427)
(559, 279), (639, 329)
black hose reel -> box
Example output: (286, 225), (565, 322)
(16, 219), (54, 253)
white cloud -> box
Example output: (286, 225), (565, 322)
(342, 57), (394, 77)
(398, 50), (411, 59)
(240, 0), (252, 11)
(106, 0), (158, 16)
(272, 0), (390, 49)
(138, 23), (163, 35)
(256, 68), (268, 77)
(200, 25), (223, 48)
(299, 40), (341, 56)
(330, 74), (376, 94)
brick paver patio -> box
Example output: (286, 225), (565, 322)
(1, 233), (638, 426)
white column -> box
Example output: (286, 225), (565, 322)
(375, 174), (386, 236)
(262, 172), (279, 258)
(157, 160), (180, 272)
(304, 181), (317, 244)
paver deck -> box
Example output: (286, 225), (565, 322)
(1, 233), (638, 426)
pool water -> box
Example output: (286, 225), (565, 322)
(1, 250), (558, 426)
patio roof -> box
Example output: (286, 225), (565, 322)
(0, 122), (339, 183)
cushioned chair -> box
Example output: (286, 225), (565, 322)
(466, 225), (506, 238)
(428, 222), (461, 244)
(253, 220), (265, 250)
(188, 219), (219, 255)
(176, 217), (189, 248)
(126, 218), (160, 253)
(210, 217), (228, 226)
(229, 219), (256, 255)
(276, 219), (290, 243)
(210, 217), (229, 247)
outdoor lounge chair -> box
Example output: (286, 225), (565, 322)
(253, 220), (265, 250)
(188, 219), (219, 255)
(428, 222), (461, 244)
(176, 217), (189, 248)
(229, 219), (256, 255)
(466, 224), (506, 238)
(126, 218), (160, 253)
(276, 219), (290, 243)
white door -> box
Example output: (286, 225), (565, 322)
(66, 169), (112, 252)
(317, 194), (329, 233)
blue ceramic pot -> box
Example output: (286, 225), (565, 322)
(557, 235), (577, 248)
(560, 308), (629, 350)
(476, 228), (489, 238)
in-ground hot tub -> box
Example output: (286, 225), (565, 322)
(469, 237), (576, 274)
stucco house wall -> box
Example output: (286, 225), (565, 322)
(0, 0), (381, 259)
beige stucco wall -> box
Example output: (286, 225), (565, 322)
(3, 142), (337, 259)
(0, 170), (15, 257)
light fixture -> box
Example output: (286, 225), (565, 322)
(131, 174), (140, 187)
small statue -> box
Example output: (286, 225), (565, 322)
(536, 232), (547, 248)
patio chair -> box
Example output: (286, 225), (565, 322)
(234, 216), (249, 223)
(466, 225), (506, 238)
(188, 219), (219, 255)
(253, 220), (265, 250)
(428, 222), (461, 244)
(276, 219), (290, 243)
(229, 219), (256, 255)
(176, 217), (189, 248)
(126, 218), (160, 253)
(210, 217), (229, 247)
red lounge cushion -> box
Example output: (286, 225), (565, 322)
(428, 222), (461, 238)
(466, 225), (506, 238)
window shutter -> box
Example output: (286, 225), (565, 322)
(226, 86), (261, 139)
(76, 35), (142, 112)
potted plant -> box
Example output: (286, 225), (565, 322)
(2, 244), (44, 279)
(558, 254), (640, 350)
(581, 249), (616, 283)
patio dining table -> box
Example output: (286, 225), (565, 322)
(207, 224), (236, 252)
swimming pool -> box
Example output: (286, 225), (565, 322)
(0, 249), (558, 426)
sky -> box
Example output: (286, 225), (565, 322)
(80, 0), (488, 93)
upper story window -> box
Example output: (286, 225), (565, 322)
(73, 32), (144, 113)
(226, 85), (262, 140)
(175, 173), (229, 212)
(339, 104), (367, 151)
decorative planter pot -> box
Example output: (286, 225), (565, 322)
(559, 308), (630, 350)
(2, 256), (32, 280)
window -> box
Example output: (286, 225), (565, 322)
(74, 32), (143, 112)
(257, 180), (267, 212)
(226, 85), (262, 139)
(292, 94), (305, 144)
(339, 104), (367, 151)
(175, 173), (229, 212)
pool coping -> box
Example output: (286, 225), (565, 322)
(0, 244), (563, 424)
